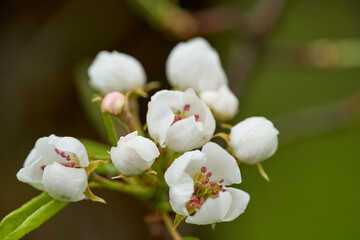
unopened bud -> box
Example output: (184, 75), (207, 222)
(101, 91), (125, 115)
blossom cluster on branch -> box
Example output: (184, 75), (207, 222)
(15, 37), (279, 238)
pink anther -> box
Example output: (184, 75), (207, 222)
(206, 172), (212, 178)
(195, 203), (201, 209)
(212, 189), (218, 196)
(200, 166), (207, 173)
(66, 155), (71, 161)
(200, 197), (205, 205)
(191, 195), (198, 203)
(219, 179), (224, 183)
(186, 202), (191, 208)
(194, 114), (199, 121)
(221, 189), (226, 192)
(209, 181), (216, 187)
(171, 115), (182, 126)
(55, 148), (60, 154)
(183, 104), (191, 111)
(41, 165), (47, 170)
(60, 152), (66, 158)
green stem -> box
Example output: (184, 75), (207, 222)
(90, 174), (154, 200)
(162, 212), (182, 240)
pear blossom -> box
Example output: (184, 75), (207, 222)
(200, 85), (239, 120)
(166, 37), (227, 92)
(101, 91), (125, 115)
(110, 131), (160, 176)
(17, 135), (89, 202)
(165, 142), (250, 225)
(146, 89), (216, 152)
(88, 50), (146, 94)
(230, 117), (279, 165)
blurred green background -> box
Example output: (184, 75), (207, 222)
(0, 0), (359, 239)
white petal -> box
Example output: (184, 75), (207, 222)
(88, 51), (146, 94)
(42, 163), (88, 202)
(150, 90), (185, 111)
(166, 38), (227, 92)
(17, 160), (45, 191)
(202, 142), (241, 185)
(200, 85), (239, 120)
(111, 131), (159, 176)
(166, 116), (204, 152)
(23, 148), (39, 167)
(165, 151), (205, 215)
(51, 136), (89, 167)
(222, 187), (250, 222)
(146, 100), (174, 147)
(185, 190), (232, 225)
(230, 117), (279, 164)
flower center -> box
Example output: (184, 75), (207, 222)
(185, 166), (226, 214)
(171, 104), (200, 126)
(40, 148), (79, 170)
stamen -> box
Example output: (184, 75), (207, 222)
(206, 172), (212, 178)
(171, 115), (182, 125)
(55, 148), (60, 154)
(41, 165), (47, 170)
(191, 195), (198, 203)
(212, 189), (218, 196)
(219, 179), (224, 183)
(194, 203), (201, 209)
(61, 162), (76, 168)
(202, 177), (209, 185)
(221, 189), (226, 192)
(66, 155), (71, 161)
(201, 166), (207, 173)
(60, 152), (66, 158)
(194, 114), (199, 121)
(183, 104), (190, 111)
(200, 197), (205, 204)
(209, 181), (216, 187)
(186, 202), (191, 208)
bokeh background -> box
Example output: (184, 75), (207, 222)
(1, 0), (360, 239)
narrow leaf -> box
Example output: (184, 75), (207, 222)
(0, 192), (69, 240)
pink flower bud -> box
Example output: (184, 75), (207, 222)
(101, 91), (125, 115)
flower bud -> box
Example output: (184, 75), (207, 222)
(101, 91), (125, 115)
(200, 85), (239, 120)
(166, 37), (227, 92)
(230, 117), (279, 164)
(88, 50), (146, 94)
(110, 131), (160, 176)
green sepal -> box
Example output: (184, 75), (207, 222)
(85, 160), (108, 175)
(173, 214), (186, 229)
(0, 192), (69, 240)
(84, 187), (106, 204)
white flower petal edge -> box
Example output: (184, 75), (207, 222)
(16, 135), (90, 201)
(110, 131), (160, 176)
(166, 37), (227, 92)
(200, 85), (239, 120)
(88, 50), (146, 94)
(42, 163), (88, 202)
(146, 89), (216, 152)
(230, 116), (279, 164)
(165, 142), (249, 225)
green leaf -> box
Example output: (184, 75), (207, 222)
(182, 237), (200, 240)
(0, 192), (69, 240)
(173, 214), (186, 229)
(100, 109), (119, 147)
(80, 138), (110, 156)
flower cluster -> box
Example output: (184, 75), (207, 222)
(16, 38), (279, 229)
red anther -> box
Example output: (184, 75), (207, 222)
(41, 165), (47, 170)
(200, 166), (207, 173)
(219, 179), (224, 183)
(171, 115), (182, 125)
(194, 186), (196, 191)
(212, 189), (219, 196)
(200, 197), (205, 205)
(66, 155), (71, 161)
(209, 181), (216, 187)
(191, 195), (198, 203)
(194, 114), (199, 121)
(62, 162), (76, 168)
(55, 148), (60, 154)
(186, 202), (191, 208)
(204, 178), (209, 184)
(195, 203), (201, 209)
(221, 189), (226, 192)
(60, 152), (66, 158)
(183, 104), (191, 111)
(206, 172), (212, 178)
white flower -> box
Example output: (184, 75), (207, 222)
(101, 91), (125, 115)
(166, 37), (227, 92)
(88, 50), (146, 94)
(165, 142), (250, 225)
(230, 117), (279, 165)
(146, 89), (216, 152)
(200, 85), (239, 120)
(17, 135), (89, 202)
(110, 131), (160, 176)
